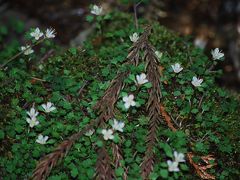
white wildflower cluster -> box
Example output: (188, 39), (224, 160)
(167, 151), (185, 172)
(100, 73), (148, 140)
(170, 47), (224, 87)
(171, 63), (203, 87)
(129, 32), (139, 42)
(211, 48), (224, 60)
(90, 5), (103, 16)
(122, 73), (148, 110)
(101, 119), (125, 141)
(30, 27), (56, 40)
(21, 27), (56, 56)
(26, 102), (56, 145)
(26, 107), (39, 128)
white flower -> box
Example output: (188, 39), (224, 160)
(123, 94), (136, 109)
(36, 134), (49, 144)
(191, 76), (203, 87)
(30, 27), (43, 40)
(90, 5), (103, 15)
(41, 102), (56, 113)
(171, 63), (183, 73)
(174, 151), (185, 163)
(26, 117), (39, 128)
(102, 129), (114, 140)
(167, 160), (179, 172)
(85, 129), (95, 136)
(211, 48), (224, 60)
(112, 119), (125, 132)
(136, 73), (148, 85)
(155, 51), (163, 59)
(129, 33), (139, 42)
(27, 107), (39, 118)
(21, 45), (34, 55)
(45, 28), (56, 39)
(194, 38), (207, 49)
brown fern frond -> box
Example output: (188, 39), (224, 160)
(32, 122), (95, 180)
(127, 25), (152, 65)
(160, 104), (177, 131)
(187, 152), (216, 180)
(112, 143), (127, 180)
(95, 26), (152, 179)
(141, 41), (163, 179)
(95, 147), (115, 180)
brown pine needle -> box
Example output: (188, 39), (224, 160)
(160, 104), (177, 131)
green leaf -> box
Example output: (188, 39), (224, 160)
(96, 140), (103, 147)
(149, 172), (159, 180)
(86, 15), (94, 22)
(113, 134), (120, 144)
(180, 164), (189, 171)
(115, 167), (124, 177)
(160, 143), (172, 158)
(143, 82), (152, 88)
(70, 167), (78, 178)
(191, 108), (198, 114)
(69, 47), (77, 55)
(0, 130), (5, 139)
(173, 90), (181, 96)
(159, 169), (168, 178)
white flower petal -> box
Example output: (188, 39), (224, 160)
(191, 76), (203, 87)
(171, 63), (183, 73)
(41, 102), (56, 113)
(30, 28), (44, 40)
(211, 48), (224, 60)
(123, 94), (136, 109)
(174, 151), (185, 163)
(167, 160), (180, 172)
(124, 102), (131, 109)
(45, 28), (56, 39)
(155, 51), (163, 59)
(129, 33), (139, 42)
(91, 5), (103, 15)
(123, 96), (128, 102)
(130, 101), (136, 107)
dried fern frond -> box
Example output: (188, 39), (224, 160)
(141, 41), (163, 179)
(187, 152), (216, 180)
(112, 143), (127, 180)
(95, 26), (153, 179)
(95, 147), (115, 180)
(160, 104), (177, 131)
(32, 122), (94, 180)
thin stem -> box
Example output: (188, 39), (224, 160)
(198, 94), (204, 109)
(0, 38), (46, 69)
(207, 61), (217, 72)
(133, 4), (139, 30)
(133, 1), (142, 30)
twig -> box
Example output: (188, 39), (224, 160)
(0, 38), (45, 69)
(78, 80), (89, 95)
(31, 77), (46, 82)
(39, 49), (55, 64)
(133, 4), (139, 30)
(198, 94), (204, 109)
(133, 1), (143, 30)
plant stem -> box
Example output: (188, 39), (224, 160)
(0, 38), (46, 69)
(133, 1), (143, 30)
